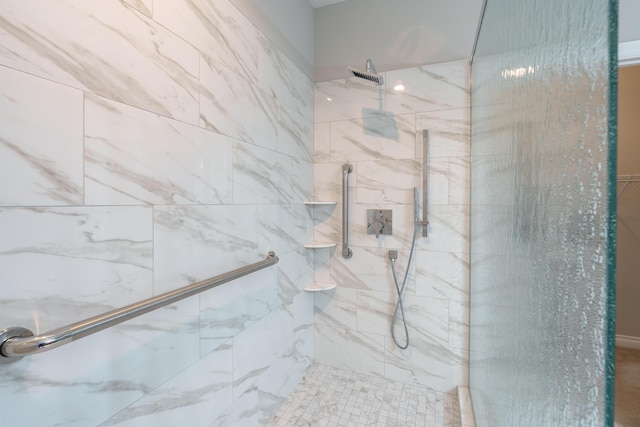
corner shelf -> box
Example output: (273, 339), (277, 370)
(303, 242), (336, 249)
(303, 201), (337, 206)
(304, 283), (338, 292)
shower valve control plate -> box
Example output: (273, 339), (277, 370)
(367, 209), (392, 238)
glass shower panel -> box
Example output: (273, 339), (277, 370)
(469, 0), (617, 426)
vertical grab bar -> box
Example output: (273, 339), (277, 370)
(421, 130), (430, 237)
(342, 162), (353, 258)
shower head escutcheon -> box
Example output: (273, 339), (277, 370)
(347, 59), (384, 86)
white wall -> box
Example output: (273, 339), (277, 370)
(617, 65), (640, 339)
(0, 1), (314, 425)
(312, 59), (470, 392)
(620, 0), (640, 43)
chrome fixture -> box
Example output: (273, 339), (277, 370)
(390, 189), (420, 349)
(418, 129), (430, 237)
(342, 162), (353, 258)
(0, 252), (279, 360)
(367, 209), (392, 238)
(347, 59), (384, 86)
(390, 129), (430, 349)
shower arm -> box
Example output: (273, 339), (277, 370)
(342, 163), (353, 258)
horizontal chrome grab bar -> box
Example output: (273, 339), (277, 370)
(0, 252), (279, 359)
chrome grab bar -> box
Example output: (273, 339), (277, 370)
(342, 162), (353, 258)
(0, 252), (279, 359)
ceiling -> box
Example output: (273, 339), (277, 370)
(314, 0), (485, 81)
(307, 0), (347, 9)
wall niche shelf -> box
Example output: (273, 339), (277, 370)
(303, 201), (337, 206)
(303, 242), (336, 249)
(304, 283), (338, 292)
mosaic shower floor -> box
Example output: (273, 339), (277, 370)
(268, 364), (461, 427)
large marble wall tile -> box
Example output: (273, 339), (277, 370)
(199, 57), (277, 150)
(232, 142), (286, 204)
(154, 205), (260, 294)
(199, 271), (278, 352)
(0, 299), (199, 427)
(101, 338), (233, 427)
(386, 60), (469, 115)
(0, 66), (83, 206)
(416, 108), (471, 159)
(258, 204), (311, 257)
(384, 330), (467, 393)
(258, 36), (313, 121)
(449, 157), (471, 205)
(256, 336), (310, 424)
(123, 0), (153, 17)
(292, 292), (314, 331)
(277, 250), (314, 308)
(330, 247), (414, 293)
(402, 294), (449, 348)
(418, 204), (470, 254)
(85, 95), (233, 205)
(313, 247), (333, 284)
(153, 0), (259, 84)
(211, 386), (258, 427)
(0, 207), (152, 327)
(313, 162), (357, 202)
(314, 287), (357, 329)
(314, 324), (385, 377)
(330, 114), (416, 162)
(277, 104), (313, 162)
(429, 158), (452, 205)
(356, 290), (394, 336)
(314, 123), (331, 163)
(415, 251), (469, 303)
(0, 1), (199, 124)
(356, 159), (422, 205)
(312, 203), (341, 247)
(449, 299), (470, 352)
(314, 77), (385, 123)
(233, 309), (293, 399)
(285, 157), (313, 203)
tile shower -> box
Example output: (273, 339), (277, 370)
(0, 1), (469, 426)
(312, 61), (470, 393)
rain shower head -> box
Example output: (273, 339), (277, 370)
(348, 59), (384, 86)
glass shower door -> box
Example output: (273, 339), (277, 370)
(469, 0), (617, 426)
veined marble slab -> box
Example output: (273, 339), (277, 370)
(0, 206), (152, 328)
(0, 65), (83, 206)
(330, 114), (416, 162)
(0, 1), (200, 124)
(259, 36), (313, 122)
(85, 95), (233, 206)
(200, 56), (278, 150)
(153, 204), (260, 294)
(153, 0), (259, 85)
(386, 60), (470, 115)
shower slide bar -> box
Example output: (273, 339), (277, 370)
(342, 162), (353, 258)
(0, 252), (279, 359)
(419, 130), (430, 237)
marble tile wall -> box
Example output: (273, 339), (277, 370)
(313, 59), (471, 393)
(0, 1), (313, 426)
